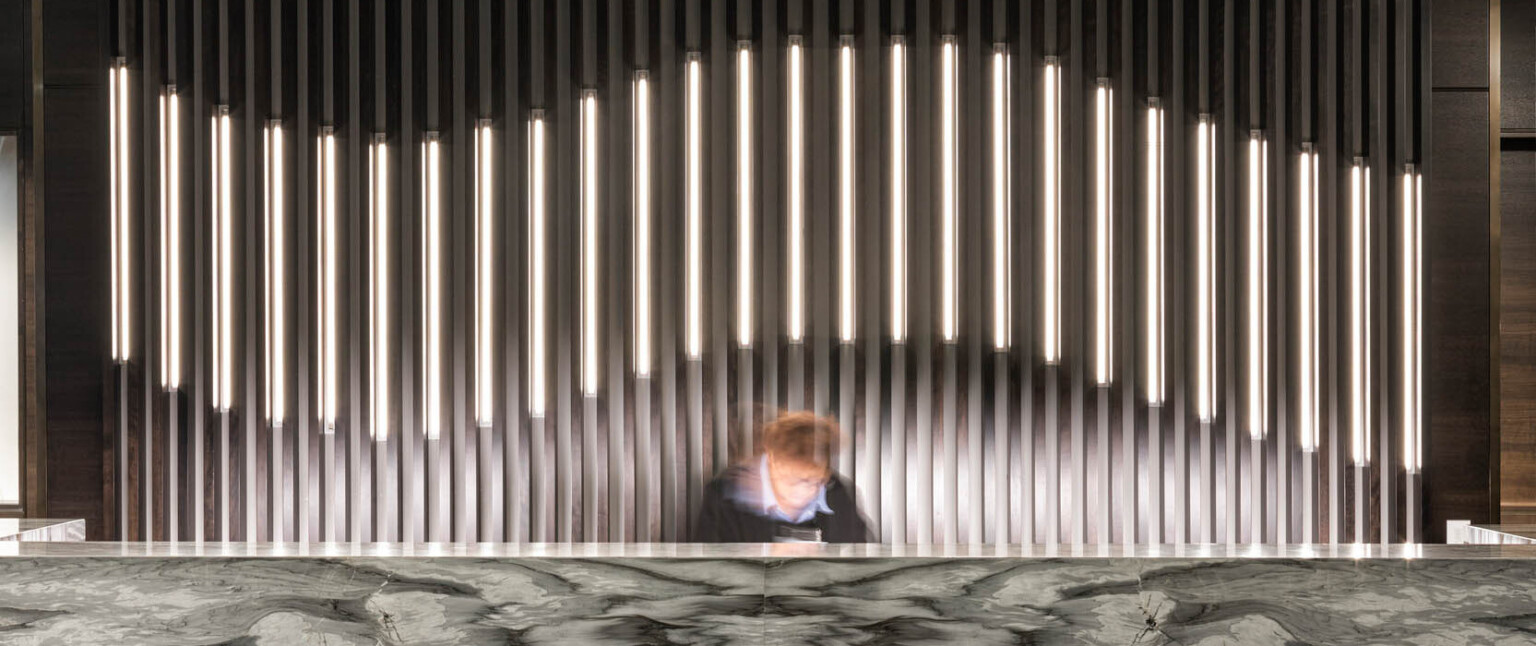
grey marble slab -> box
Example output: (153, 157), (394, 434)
(3, 544), (1536, 644)
(0, 519), (84, 542)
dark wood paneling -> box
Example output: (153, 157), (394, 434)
(42, 87), (109, 539)
(1432, 0), (1491, 89)
(1503, 1), (1535, 131)
(0, 0), (23, 128)
(1501, 149), (1536, 513)
(1427, 91), (1493, 540)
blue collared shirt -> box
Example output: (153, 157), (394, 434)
(758, 454), (833, 524)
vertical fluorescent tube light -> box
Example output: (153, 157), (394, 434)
(263, 121), (286, 424)
(1247, 133), (1269, 439)
(159, 87), (181, 388)
(940, 36), (958, 343)
(1094, 79), (1113, 383)
(319, 131), (338, 433)
(786, 38), (805, 344)
(1403, 166), (1422, 472)
(634, 73), (652, 376)
(475, 121), (494, 425)
(992, 46), (1010, 350)
(685, 56), (703, 360)
(365, 134), (383, 438)
(1043, 56), (1062, 362)
(212, 109), (233, 411)
(891, 37), (908, 344)
(528, 114), (548, 416)
(736, 42), (753, 348)
(422, 134), (443, 439)
(1146, 101), (1166, 404)
(580, 91), (599, 396)
(839, 36), (856, 344)
(1299, 146), (1321, 451)
(111, 61), (131, 363)
(1195, 115), (1217, 423)
(1350, 158), (1370, 464)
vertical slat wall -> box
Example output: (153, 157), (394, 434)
(108, 0), (1428, 544)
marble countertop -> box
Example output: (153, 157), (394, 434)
(4, 541), (1536, 559)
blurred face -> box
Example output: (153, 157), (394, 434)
(767, 453), (829, 515)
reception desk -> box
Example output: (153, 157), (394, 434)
(1, 542), (1534, 644)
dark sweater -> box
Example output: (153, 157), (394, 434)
(693, 463), (873, 543)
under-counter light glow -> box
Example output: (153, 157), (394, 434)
(318, 131), (339, 433)
(1195, 115), (1217, 423)
(111, 61), (131, 363)
(940, 37), (958, 344)
(737, 43), (753, 349)
(366, 134), (385, 440)
(992, 47), (1010, 351)
(891, 38), (908, 344)
(787, 38), (805, 344)
(1403, 166), (1422, 472)
(581, 91), (599, 397)
(1350, 159), (1371, 465)
(476, 121), (494, 425)
(1094, 79), (1113, 384)
(839, 37), (856, 345)
(1146, 101), (1165, 405)
(1247, 133), (1269, 440)
(212, 109), (233, 411)
(685, 56), (703, 360)
(528, 114), (548, 416)
(159, 88), (181, 389)
(1299, 146), (1321, 451)
(633, 73), (652, 376)
(422, 134), (443, 439)
(1043, 57), (1061, 363)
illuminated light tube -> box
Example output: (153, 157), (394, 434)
(1403, 165), (1422, 472)
(736, 42), (753, 348)
(159, 87), (181, 389)
(1042, 56), (1062, 363)
(1247, 132), (1269, 440)
(581, 91), (600, 397)
(367, 135), (387, 440)
(527, 114), (548, 416)
(1195, 115), (1217, 423)
(319, 130), (341, 433)
(1298, 145), (1321, 451)
(422, 133), (443, 439)
(1094, 79), (1113, 383)
(839, 36), (856, 345)
(685, 55), (704, 360)
(475, 121), (494, 426)
(992, 46), (1010, 351)
(1350, 158), (1371, 465)
(111, 61), (131, 363)
(633, 73), (652, 376)
(263, 121), (286, 425)
(1146, 100), (1166, 405)
(212, 108), (233, 411)
(890, 37), (908, 344)
(940, 36), (958, 344)
(787, 37), (805, 344)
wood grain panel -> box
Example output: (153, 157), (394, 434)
(1501, 148), (1536, 515)
(1427, 91), (1493, 540)
(1502, 1), (1535, 131)
(1432, 0), (1491, 89)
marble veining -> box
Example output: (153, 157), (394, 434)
(2, 544), (1536, 644)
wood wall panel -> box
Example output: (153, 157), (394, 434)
(1500, 148), (1536, 522)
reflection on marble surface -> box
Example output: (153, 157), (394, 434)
(0, 519), (84, 542)
(3, 546), (1536, 643)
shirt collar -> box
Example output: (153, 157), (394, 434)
(759, 454), (833, 524)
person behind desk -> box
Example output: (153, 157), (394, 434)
(694, 412), (872, 543)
